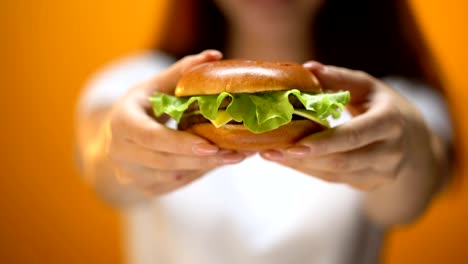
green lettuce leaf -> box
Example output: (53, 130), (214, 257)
(149, 89), (350, 134)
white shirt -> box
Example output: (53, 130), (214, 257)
(79, 52), (452, 264)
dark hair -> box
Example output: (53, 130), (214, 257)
(159, 0), (442, 89)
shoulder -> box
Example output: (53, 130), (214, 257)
(78, 51), (175, 111)
(89, 51), (174, 83)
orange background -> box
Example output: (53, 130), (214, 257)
(0, 1), (466, 263)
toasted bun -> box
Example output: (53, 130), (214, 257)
(175, 60), (321, 96)
(186, 120), (325, 150)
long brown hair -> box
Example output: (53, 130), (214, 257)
(159, 0), (442, 90)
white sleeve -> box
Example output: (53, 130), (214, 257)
(383, 76), (453, 144)
(77, 52), (174, 113)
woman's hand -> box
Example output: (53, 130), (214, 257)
(261, 62), (432, 189)
(106, 50), (247, 196)
(260, 62), (449, 224)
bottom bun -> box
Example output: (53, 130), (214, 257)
(185, 120), (326, 150)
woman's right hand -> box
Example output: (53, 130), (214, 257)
(106, 50), (247, 196)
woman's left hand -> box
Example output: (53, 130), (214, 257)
(260, 62), (440, 192)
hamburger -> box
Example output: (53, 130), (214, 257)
(150, 60), (350, 150)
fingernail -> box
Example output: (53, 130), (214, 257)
(303, 61), (324, 71)
(286, 146), (310, 157)
(203, 49), (222, 59)
(241, 150), (257, 156)
(192, 143), (219, 155)
(219, 150), (244, 164)
(262, 150), (284, 161)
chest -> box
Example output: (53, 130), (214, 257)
(156, 156), (363, 263)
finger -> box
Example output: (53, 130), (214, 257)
(109, 140), (245, 170)
(260, 149), (394, 190)
(111, 99), (220, 155)
(142, 170), (206, 196)
(280, 162), (391, 190)
(118, 164), (193, 184)
(303, 61), (373, 104)
(238, 150), (258, 157)
(308, 168), (391, 190)
(346, 104), (368, 116)
(296, 102), (402, 155)
(285, 141), (402, 174)
(148, 49), (223, 94)
(260, 149), (285, 162)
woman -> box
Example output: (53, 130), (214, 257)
(75, 0), (453, 263)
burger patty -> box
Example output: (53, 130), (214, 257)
(288, 95), (305, 108)
(186, 96), (233, 112)
(178, 94), (307, 130)
(178, 114), (211, 130)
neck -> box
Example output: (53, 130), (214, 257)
(225, 24), (313, 63)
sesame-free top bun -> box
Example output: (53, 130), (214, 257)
(175, 60), (322, 96)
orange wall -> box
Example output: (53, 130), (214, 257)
(383, 1), (468, 263)
(0, 1), (466, 263)
(0, 1), (168, 263)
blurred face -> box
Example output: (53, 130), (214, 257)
(214, 0), (324, 35)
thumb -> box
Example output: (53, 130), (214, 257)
(303, 61), (373, 104)
(148, 50), (223, 95)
